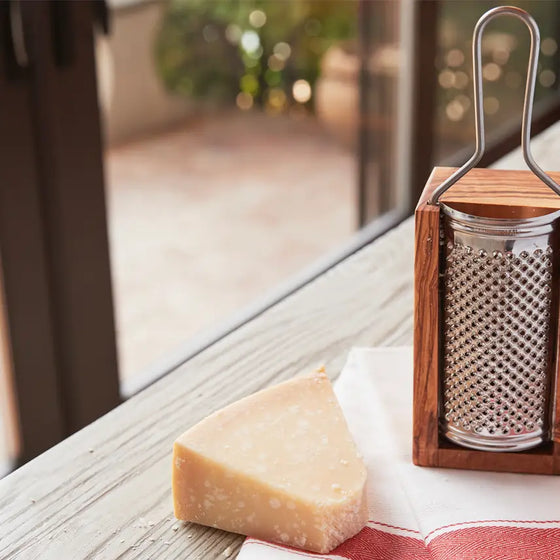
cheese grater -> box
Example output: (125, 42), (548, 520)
(439, 201), (559, 452)
(413, 6), (560, 474)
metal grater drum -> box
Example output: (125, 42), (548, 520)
(440, 203), (560, 452)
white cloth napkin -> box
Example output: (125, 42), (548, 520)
(237, 347), (560, 559)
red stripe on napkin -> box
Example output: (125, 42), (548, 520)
(333, 525), (560, 560)
(247, 524), (560, 559)
(429, 526), (560, 559)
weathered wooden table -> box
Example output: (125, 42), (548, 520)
(1, 121), (558, 559)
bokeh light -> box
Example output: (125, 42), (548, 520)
(225, 24), (242, 45)
(267, 88), (287, 112)
(446, 49), (464, 67)
(541, 37), (558, 56)
(483, 96), (500, 115)
(241, 30), (260, 54)
(456, 94), (471, 111)
(482, 62), (501, 82)
(292, 79), (312, 103)
(454, 71), (469, 89)
(236, 92), (253, 110)
(539, 69), (556, 88)
(240, 74), (259, 95)
(247, 46), (263, 60)
(268, 54), (285, 72)
(273, 42), (292, 61)
(492, 48), (510, 65)
(446, 99), (465, 122)
(438, 69), (455, 88)
(249, 10), (267, 28)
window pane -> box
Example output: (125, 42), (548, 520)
(434, 0), (560, 162)
(356, 0), (411, 223)
(101, 0), (403, 388)
(101, 0), (410, 388)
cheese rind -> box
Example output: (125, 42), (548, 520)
(172, 371), (368, 553)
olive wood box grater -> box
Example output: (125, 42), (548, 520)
(413, 166), (560, 475)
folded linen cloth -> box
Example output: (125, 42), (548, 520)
(237, 347), (560, 560)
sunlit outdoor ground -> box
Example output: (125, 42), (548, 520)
(106, 111), (355, 388)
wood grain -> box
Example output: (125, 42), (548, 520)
(431, 167), (560, 213)
(438, 443), (555, 475)
(416, 165), (560, 475)
(412, 198), (440, 467)
(554, 443), (560, 475)
(0, 221), (414, 560)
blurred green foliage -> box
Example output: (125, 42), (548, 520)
(154, 0), (357, 110)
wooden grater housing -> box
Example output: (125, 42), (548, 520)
(413, 166), (560, 475)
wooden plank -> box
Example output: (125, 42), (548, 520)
(438, 443), (555, 475)
(434, 167), (560, 211)
(412, 196), (440, 467)
(554, 443), (560, 475)
(0, 220), (415, 560)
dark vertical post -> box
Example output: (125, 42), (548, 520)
(0, 1), (120, 464)
(0, 2), (66, 462)
(22, 0), (121, 435)
(409, 0), (440, 207)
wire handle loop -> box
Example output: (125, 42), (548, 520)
(428, 5), (560, 205)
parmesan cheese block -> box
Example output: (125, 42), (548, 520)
(172, 370), (368, 554)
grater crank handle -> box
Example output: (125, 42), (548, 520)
(428, 5), (560, 205)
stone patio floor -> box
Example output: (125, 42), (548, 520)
(106, 110), (356, 388)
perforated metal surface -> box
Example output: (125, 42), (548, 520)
(440, 206), (558, 452)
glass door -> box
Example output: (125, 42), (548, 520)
(101, 0), (411, 392)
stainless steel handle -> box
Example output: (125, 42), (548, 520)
(429, 5), (560, 205)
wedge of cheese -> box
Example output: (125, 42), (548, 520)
(172, 370), (368, 554)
